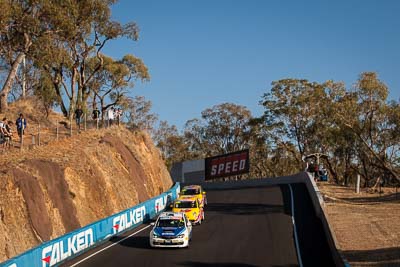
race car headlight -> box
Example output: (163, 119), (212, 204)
(152, 233), (159, 238)
(177, 234), (185, 238)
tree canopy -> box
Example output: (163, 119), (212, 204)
(0, 0), (148, 116)
(153, 73), (400, 185)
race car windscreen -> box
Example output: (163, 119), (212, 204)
(174, 201), (196, 208)
(157, 219), (185, 227)
(181, 189), (200, 195)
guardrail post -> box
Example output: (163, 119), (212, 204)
(356, 174), (361, 194)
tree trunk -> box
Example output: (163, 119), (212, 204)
(92, 92), (97, 110)
(100, 96), (105, 122)
(0, 53), (25, 112)
(68, 69), (78, 121)
(325, 158), (338, 184)
(53, 81), (68, 117)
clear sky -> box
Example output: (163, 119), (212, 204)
(104, 0), (400, 130)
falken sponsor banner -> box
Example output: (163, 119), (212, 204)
(1, 183), (180, 267)
(205, 149), (250, 180)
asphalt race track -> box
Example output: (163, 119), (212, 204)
(63, 184), (336, 267)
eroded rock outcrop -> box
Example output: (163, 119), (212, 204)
(0, 127), (172, 261)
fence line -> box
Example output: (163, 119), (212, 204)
(5, 114), (122, 152)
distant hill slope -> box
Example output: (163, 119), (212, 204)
(0, 99), (172, 261)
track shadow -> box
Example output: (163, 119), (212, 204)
(110, 235), (151, 249)
(343, 246), (400, 266)
(177, 261), (259, 267)
(205, 186), (268, 192)
(205, 202), (284, 215)
(178, 261), (298, 267)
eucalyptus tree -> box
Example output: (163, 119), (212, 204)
(260, 79), (331, 166)
(86, 54), (149, 119)
(124, 95), (158, 133)
(184, 103), (252, 157)
(183, 118), (208, 159)
(0, 0), (55, 111)
(34, 0), (143, 118)
(247, 117), (285, 178)
(335, 72), (400, 183)
(34, 70), (58, 117)
(153, 121), (191, 169)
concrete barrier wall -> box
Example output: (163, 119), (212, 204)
(194, 173), (349, 267)
(1, 183), (180, 267)
(171, 159), (205, 183)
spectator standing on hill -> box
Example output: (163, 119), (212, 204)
(1, 119), (12, 148)
(108, 107), (115, 127)
(0, 118), (5, 148)
(115, 108), (122, 126)
(0, 118), (11, 149)
(5, 121), (13, 147)
(16, 113), (27, 138)
(74, 105), (84, 132)
(314, 164), (319, 181)
(92, 106), (101, 128)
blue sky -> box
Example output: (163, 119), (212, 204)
(105, 0), (400, 130)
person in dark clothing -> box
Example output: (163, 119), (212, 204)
(74, 105), (84, 131)
(314, 164), (320, 181)
(16, 113), (27, 138)
(92, 106), (101, 128)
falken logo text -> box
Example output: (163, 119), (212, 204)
(155, 194), (170, 213)
(113, 206), (146, 233)
(42, 228), (94, 267)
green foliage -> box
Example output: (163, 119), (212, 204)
(183, 103), (252, 156)
(153, 120), (190, 170)
(257, 72), (400, 185)
(124, 95), (158, 132)
(0, 0), (147, 116)
(34, 71), (59, 117)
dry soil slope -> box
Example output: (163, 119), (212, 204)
(0, 127), (172, 262)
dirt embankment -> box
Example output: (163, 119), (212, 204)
(319, 183), (400, 267)
(0, 127), (172, 262)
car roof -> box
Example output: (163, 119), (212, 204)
(182, 185), (201, 190)
(176, 196), (197, 202)
(159, 212), (185, 220)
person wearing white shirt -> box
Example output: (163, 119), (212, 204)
(107, 107), (115, 127)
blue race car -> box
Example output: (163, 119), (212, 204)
(149, 212), (192, 248)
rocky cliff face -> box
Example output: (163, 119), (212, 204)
(0, 127), (172, 261)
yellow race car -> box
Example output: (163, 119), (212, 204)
(172, 196), (204, 225)
(180, 185), (207, 207)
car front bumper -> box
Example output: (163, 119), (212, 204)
(150, 236), (189, 248)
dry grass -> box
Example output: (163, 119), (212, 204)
(0, 97), (102, 155)
(319, 182), (400, 267)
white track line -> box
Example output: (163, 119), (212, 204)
(68, 224), (152, 267)
(288, 184), (303, 267)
